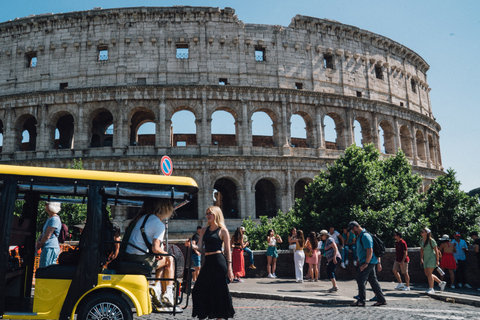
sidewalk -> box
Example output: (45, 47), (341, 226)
(228, 278), (480, 307)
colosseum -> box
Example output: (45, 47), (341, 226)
(0, 6), (442, 234)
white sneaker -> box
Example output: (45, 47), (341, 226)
(450, 284), (455, 289)
(341, 262), (346, 269)
(273, 273), (278, 278)
(465, 284), (472, 289)
(425, 288), (435, 294)
(402, 286), (411, 291)
(439, 281), (446, 291)
(395, 283), (405, 290)
(353, 261), (357, 266)
(267, 273), (274, 278)
(161, 286), (175, 307)
(345, 260), (349, 266)
(458, 283), (463, 288)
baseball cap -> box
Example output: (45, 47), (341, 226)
(454, 232), (461, 237)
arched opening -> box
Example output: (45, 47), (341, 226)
(171, 110), (196, 146)
(130, 109), (155, 146)
(400, 125), (413, 158)
(428, 135), (435, 164)
(324, 113), (345, 150)
(354, 117), (372, 147)
(54, 114), (74, 149)
(213, 178), (238, 219)
(17, 116), (37, 151)
(379, 120), (395, 154)
(211, 110), (236, 146)
(415, 130), (426, 161)
(294, 178), (313, 201)
(290, 114), (307, 148)
(252, 111), (274, 147)
(255, 179), (277, 218)
(90, 110), (113, 148)
(173, 194), (198, 220)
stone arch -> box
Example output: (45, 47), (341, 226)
(294, 177), (313, 200)
(48, 111), (75, 150)
(378, 120), (395, 154)
(290, 110), (315, 148)
(15, 114), (37, 151)
(254, 177), (280, 218)
(399, 125), (413, 158)
(428, 134), (435, 164)
(211, 108), (237, 146)
(171, 109), (197, 146)
(251, 109), (276, 147)
(129, 107), (156, 146)
(324, 112), (346, 150)
(415, 129), (426, 161)
(213, 177), (239, 219)
(354, 116), (373, 147)
(90, 109), (114, 148)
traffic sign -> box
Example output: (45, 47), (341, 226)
(161, 156), (173, 176)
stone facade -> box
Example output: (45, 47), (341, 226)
(0, 7), (442, 234)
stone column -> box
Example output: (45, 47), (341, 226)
(281, 101), (290, 147)
(393, 117), (400, 153)
(412, 124), (418, 165)
(372, 112), (380, 151)
(113, 99), (127, 151)
(74, 101), (89, 151)
(243, 169), (253, 218)
(316, 107), (325, 150)
(2, 104), (16, 156)
(156, 98), (167, 148)
(36, 104), (48, 153)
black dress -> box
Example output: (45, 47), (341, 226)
(192, 227), (235, 319)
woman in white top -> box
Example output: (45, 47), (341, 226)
(266, 229), (282, 278)
(288, 227), (297, 251)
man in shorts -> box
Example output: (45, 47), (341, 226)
(393, 231), (410, 291)
(185, 226), (202, 284)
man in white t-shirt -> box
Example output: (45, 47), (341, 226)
(329, 227), (345, 268)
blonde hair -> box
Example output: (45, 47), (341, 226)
(206, 206), (226, 229)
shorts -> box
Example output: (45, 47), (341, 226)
(266, 246), (278, 258)
(123, 252), (161, 269)
(392, 260), (409, 274)
(192, 252), (201, 268)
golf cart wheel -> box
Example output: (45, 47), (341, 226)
(78, 292), (133, 320)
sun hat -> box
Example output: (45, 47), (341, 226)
(439, 234), (450, 241)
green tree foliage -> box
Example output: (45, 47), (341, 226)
(424, 169), (480, 239)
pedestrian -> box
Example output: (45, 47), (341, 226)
(240, 226), (256, 269)
(231, 227), (246, 283)
(438, 234), (456, 288)
(319, 229), (341, 292)
(316, 232), (323, 278)
(329, 227), (345, 268)
(451, 232), (472, 288)
(36, 202), (62, 268)
(293, 230), (305, 283)
(185, 226), (202, 284)
(342, 227), (357, 267)
(419, 227), (446, 294)
(348, 221), (387, 307)
(393, 231), (410, 291)
(191, 206), (235, 319)
(266, 229), (282, 278)
(470, 232), (480, 276)
(288, 227), (297, 251)
(305, 231), (319, 282)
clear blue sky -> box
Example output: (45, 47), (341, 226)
(2, 0), (479, 192)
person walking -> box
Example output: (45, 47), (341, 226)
(451, 232), (471, 288)
(231, 227), (246, 283)
(240, 227), (256, 269)
(419, 227), (446, 294)
(319, 229), (341, 292)
(185, 226), (202, 284)
(438, 234), (457, 288)
(191, 206), (235, 319)
(305, 231), (319, 282)
(36, 202), (62, 268)
(266, 229), (282, 278)
(393, 231), (410, 291)
(293, 230), (305, 283)
(348, 221), (387, 307)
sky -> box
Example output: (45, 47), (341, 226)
(2, 0), (479, 192)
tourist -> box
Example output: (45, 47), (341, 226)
(231, 227), (246, 283)
(393, 231), (410, 291)
(470, 232), (480, 283)
(419, 227), (446, 294)
(451, 232), (471, 288)
(191, 206), (235, 319)
(266, 229), (282, 278)
(342, 227), (357, 267)
(288, 227), (297, 251)
(319, 229), (341, 292)
(329, 227), (345, 268)
(184, 226), (202, 283)
(240, 227), (256, 269)
(305, 231), (319, 282)
(348, 221), (386, 306)
(438, 234), (457, 288)
(36, 202), (62, 268)
(293, 230), (305, 283)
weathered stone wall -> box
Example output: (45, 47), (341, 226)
(0, 7), (443, 234)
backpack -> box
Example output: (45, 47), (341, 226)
(361, 232), (385, 258)
(57, 217), (69, 243)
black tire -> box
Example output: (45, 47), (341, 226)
(77, 292), (133, 320)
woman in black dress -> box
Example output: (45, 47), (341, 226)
(190, 206), (235, 319)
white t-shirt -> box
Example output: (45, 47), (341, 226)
(329, 230), (341, 245)
(126, 214), (165, 255)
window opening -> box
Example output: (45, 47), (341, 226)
(295, 82), (303, 89)
(176, 141), (187, 147)
(324, 54), (334, 69)
(255, 47), (266, 62)
(98, 47), (108, 61)
(137, 78), (146, 85)
(219, 78), (228, 85)
(356, 91), (362, 98)
(400, 102), (404, 107)
(26, 53), (37, 68)
(176, 44), (189, 59)
(375, 65), (383, 80)
(59, 83), (68, 90)
(411, 79), (417, 93)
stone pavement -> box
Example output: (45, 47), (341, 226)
(228, 277), (480, 307)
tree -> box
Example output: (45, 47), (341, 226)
(423, 169), (480, 239)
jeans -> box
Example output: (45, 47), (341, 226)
(342, 244), (357, 262)
(243, 247), (254, 266)
(326, 258), (341, 279)
(356, 263), (386, 304)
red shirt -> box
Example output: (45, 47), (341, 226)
(395, 239), (409, 262)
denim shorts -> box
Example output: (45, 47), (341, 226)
(266, 246), (278, 258)
(192, 252), (201, 267)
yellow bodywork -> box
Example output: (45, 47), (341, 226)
(3, 274), (151, 319)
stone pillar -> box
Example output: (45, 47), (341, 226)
(285, 169), (292, 213)
(281, 101), (290, 147)
(393, 117), (400, 153)
(345, 108), (353, 147)
(75, 101), (89, 150)
(156, 98), (167, 148)
(244, 169), (253, 218)
(412, 124), (418, 165)
(36, 104), (48, 153)
(113, 99), (127, 150)
(372, 112), (380, 151)
(2, 104), (16, 156)
(316, 107), (325, 150)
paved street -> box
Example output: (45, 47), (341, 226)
(136, 296), (480, 320)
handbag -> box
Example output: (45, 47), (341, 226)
(304, 246), (313, 257)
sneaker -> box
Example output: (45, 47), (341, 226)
(237, 278), (244, 283)
(233, 278), (240, 282)
(465, 284), (472, 289)
(341, 262), (346, 269)
(450, 284), (455, 289)
(369, 296), (378, 302)
(439, 281), (446, 291)
(149, 287), (164, 309)
(345, 260), (349, 266)
(402, 286), (411, 291)
(249, 265), (257, 269)
(267, 273), (275, 278)
(328, 287), (338, 293)
(354, 261), (357, 266)
(273, 273), (278, 278)
(425, 288), (435, 294)
(314, 279), (318, 282)
(395, 283), (405, 290)
(296, 280), (304, 283)
(458, 283), (463, 288)
(161, 288), (175, 307)
(308, 279), (314, 282)
(354, 295), (360, 300)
